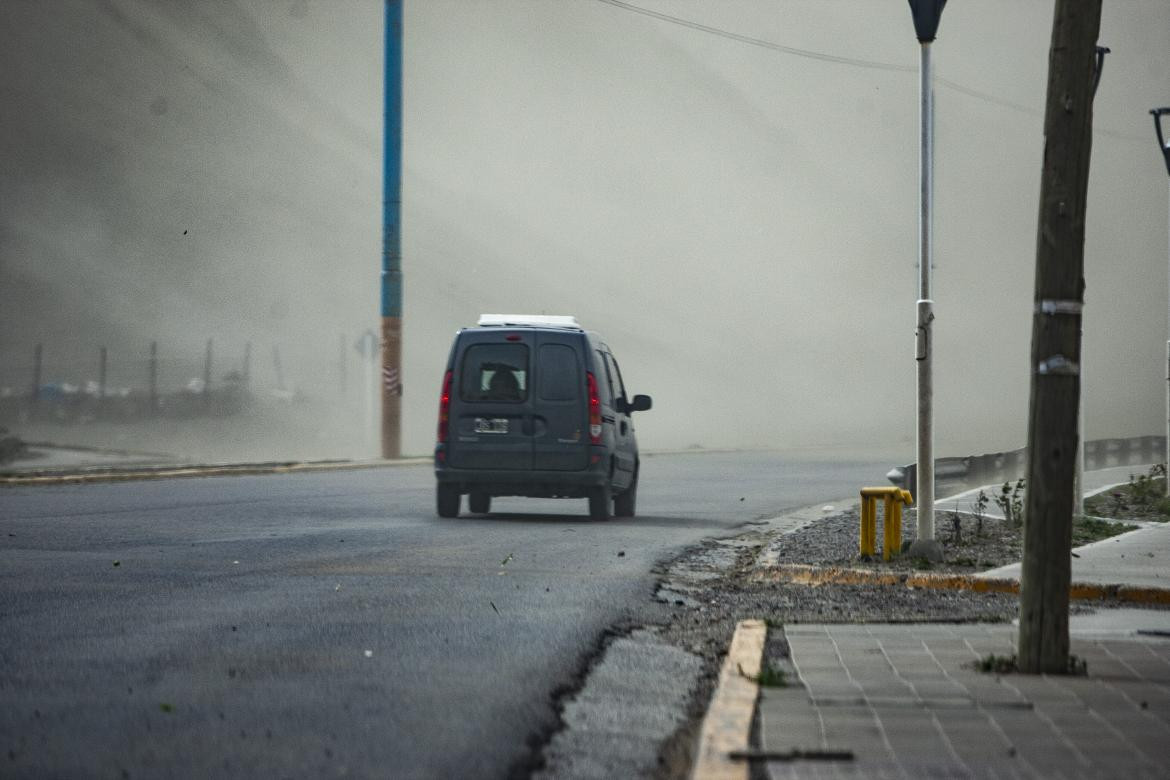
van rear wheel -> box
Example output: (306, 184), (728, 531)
(588, 485), (611, 521)
(468, 492), (491, 514)
(436, 485), (460, 518)
(614, 477), (637, 518)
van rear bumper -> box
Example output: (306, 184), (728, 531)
(434, 460), (607, 498)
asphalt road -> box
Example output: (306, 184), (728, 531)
(0, 449), (896, 779)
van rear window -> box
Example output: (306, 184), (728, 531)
(460, 344), (528, 402)
(538, 344), (580, 401)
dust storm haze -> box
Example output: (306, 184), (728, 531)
(1, 0), (1167, 463)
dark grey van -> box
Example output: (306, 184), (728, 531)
(434, 314), (651, 520)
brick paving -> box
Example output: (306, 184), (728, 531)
(758, 624), (1170, 779)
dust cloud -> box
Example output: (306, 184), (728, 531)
(1, 0), (1167, 463)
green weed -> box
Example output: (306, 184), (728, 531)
(744, 662), (788, 688)
(970, 652), (1087, 676)
(972, 653), (1018, 674)
(994, 479), (1026, 528)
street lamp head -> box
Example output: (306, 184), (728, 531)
(907, 0), (946, 43)
(1152, 108), (1170, 176)
(1092, 46), (1110, 98)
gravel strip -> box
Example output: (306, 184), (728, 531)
(766, 507), (1024, 574)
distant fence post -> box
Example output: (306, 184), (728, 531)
(149, 341), (159, 414)
(272, 345), (285, 391)
(98, 346), (107, 399)
(31, 343), (42, 402)
(204, 339), (213, 410)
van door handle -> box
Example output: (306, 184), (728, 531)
(522, 417), (534, 436)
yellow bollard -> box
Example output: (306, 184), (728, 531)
(860, 487), (915, 561)
(860, 495), (876, 557)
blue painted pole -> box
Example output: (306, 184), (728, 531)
(381, 0), (403, 458)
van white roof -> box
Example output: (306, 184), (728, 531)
(476, 314), (582, 330)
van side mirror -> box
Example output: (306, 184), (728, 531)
(628, 394), (652, 413)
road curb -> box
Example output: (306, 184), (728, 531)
(691, 619), (765, 780)
(751, 563), (1170, 605)
(0, 457), (431, 486)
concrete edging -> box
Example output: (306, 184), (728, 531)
(691, 619), (766, 780)
(752, 563), (1170, 605)
(0, 457), (431, 486)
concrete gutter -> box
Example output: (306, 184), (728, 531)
(691, 619), (766, 780)
(0, 457), (430, 486)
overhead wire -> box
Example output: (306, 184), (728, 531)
(591, 0), (1145, 143)
(593, 0), (914, 74)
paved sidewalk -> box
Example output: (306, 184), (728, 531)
(978, 522), (1170, 591)
(757, 622), (1170, 778)
(749, 467), (1170, 778)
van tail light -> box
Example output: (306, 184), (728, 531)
(586, 372), (602, 444)
(437, 370), (453, 443)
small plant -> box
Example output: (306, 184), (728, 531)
(993, 479), (1026, 528)
(1129, 465), (1167, 507)
(1108, 491), (1128, 517)
(1072, 516), (1138, 545)
(972, 653), (1018, 674)
(741, 662), (787, 687)
(970, 652), (1087, 676)
(948, 507), (963, 545)
(755, 663), (788, 688)
(1130, 474), (1154, 506)
(912, 556), (933, 571)
(971, 489), (989, 536)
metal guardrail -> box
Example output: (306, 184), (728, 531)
(887, 435), (1166, 498)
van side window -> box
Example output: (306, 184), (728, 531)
(538, 344), (580, 401)
(594, 350), (615, 405)
(461, 344), (528, 402)
(607, 354), (629, 404)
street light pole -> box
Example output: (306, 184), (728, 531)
(907, 0), (946, 561)
(1151, 108), (1170, 470)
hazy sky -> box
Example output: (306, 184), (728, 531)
(2, 0), (1168, 458)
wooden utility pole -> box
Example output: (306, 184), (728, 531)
(1018, 0), (1102, 675)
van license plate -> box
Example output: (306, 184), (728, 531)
(474, 417), (509, 434)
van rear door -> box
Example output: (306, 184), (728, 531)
(532, 333), (589, 471)
(448, 334), (534, 471)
